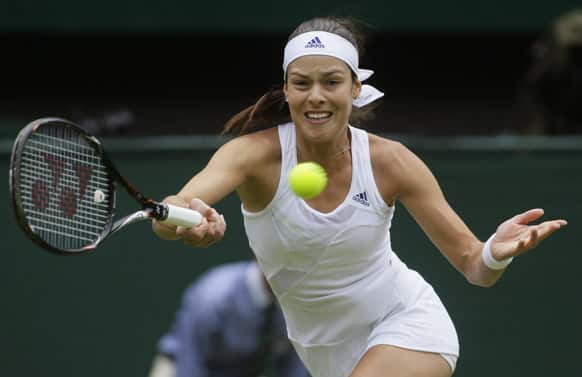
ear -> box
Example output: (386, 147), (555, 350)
(352, 80), (362, 99)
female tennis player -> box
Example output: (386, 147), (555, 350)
(153, 17), (567, 377)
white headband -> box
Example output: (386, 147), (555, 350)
(283, 31), (384, 107)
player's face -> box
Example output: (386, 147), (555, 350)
(284, 55), (361, 142)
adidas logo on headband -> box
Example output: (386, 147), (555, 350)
(283, 31), (384, 107)
(305, 36), (324, 48)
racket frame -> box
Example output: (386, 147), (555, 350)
(9, 117), (178, 255)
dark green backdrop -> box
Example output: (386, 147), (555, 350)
(1, 144), (580, 376)
(1, 0), (581, 32)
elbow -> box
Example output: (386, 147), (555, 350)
(465, 274), (497, 288)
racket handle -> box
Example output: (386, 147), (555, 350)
(160, 204), (203, 227)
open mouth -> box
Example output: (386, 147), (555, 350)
(304, 112), (333, 123)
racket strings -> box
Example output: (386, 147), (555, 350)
(18, 125), (113, 250)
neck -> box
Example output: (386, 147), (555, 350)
(296, 129), (352, 166)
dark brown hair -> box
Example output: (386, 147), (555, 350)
(222, 17), (378, 135)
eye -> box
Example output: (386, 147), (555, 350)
(291, 81), (310, 91)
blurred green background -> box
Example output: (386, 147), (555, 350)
(1, 139), (580, 376)
(1, 0), (580, 32)
(1, 0), (581, 375)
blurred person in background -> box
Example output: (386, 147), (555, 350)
(148, 261), (310, 377)
(521, 8), (582, 134)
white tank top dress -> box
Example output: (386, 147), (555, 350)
(242, 123), (459, 377)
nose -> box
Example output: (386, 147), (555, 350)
(307, 84), (325, 106)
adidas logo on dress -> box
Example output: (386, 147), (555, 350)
(305, 36), (324, 48)
(352, 191), (370, 207)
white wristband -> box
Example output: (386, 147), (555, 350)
(481, 234), (513, 270)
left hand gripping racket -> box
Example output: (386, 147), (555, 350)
(9, 117), (202, 255)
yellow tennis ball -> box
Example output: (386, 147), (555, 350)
(288, 162), (328, 199)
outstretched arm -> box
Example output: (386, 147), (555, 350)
(152, 135), (253, 247)
(382, 141), (567, 287)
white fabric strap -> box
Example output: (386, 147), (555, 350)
(481, 234), (514, 270)
(283, 31), (384, 107)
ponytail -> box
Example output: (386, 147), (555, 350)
(222, 86), (291, 135)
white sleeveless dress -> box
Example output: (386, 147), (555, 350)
(242, 123), (459, 377)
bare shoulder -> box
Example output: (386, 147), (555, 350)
(242, 127), (281, 161)
(368, 133), (417, 173)
(367, 133), (425, 201)
(216, 127), (281, 172)
(226, 127), (282, 210)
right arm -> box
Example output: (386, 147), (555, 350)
(152, 136), (250, 244)
(152, 129), (279, 246)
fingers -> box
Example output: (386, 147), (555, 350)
(513, 208), (545, 225)
(191, 199), (226, 239)
(152, 219), (181, 241)
(174, 199), (226, 248)
(516, 227), (539, 253)
(493, 209), (567, 260)
(202, 210), (227, 243)
(533, 219), (568, 241)
(189, 198), (216, 219)
(514, 219), (567, 256)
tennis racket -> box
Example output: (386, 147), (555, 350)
(9, 117), (202, 255)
